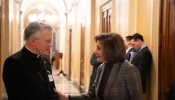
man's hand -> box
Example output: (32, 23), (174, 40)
(54, 88), (68, 100)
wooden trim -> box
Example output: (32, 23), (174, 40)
(80, 17), (86, 27)
(100, 0), (111, 7)
(159, 0), (175, 99)
(101, 1), (112, 11)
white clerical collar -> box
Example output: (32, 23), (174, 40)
(25, 46), (40, 58)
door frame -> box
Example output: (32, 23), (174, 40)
(159, 0), (175, 99)
(80, 17), (86, 88)
(69, 26), (72, 77)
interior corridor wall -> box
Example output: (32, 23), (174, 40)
(67, 10), (75, 79)
(114, 0), (137, 36)
(114, 0), (129, 37)
(0, 0), (22, 98)
(69, 6), (81, 86)
(135, 0), (159, 100)
(128, 0), (137, 35)
(136, 0), (152, 48)
(0, 0), (10, 97)
(11, 1), (20, 54)
(97, 0), (159, 99)
(66, 0), (159, 98)
(88, 0), (96, 91)
(67, 0), (92, 91)
(58, 17), (66, 72)
(118, 0), (129, 37)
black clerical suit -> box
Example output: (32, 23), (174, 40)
(169, 81), (175, 100)
(3, 47), (58, 100)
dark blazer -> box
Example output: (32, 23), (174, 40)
(89, 53), (102, 89)
(131, 46), (152, 93)
(70, 61), (143, 100)
(3, 47), (58, 100)
(169, 81), (175, 100)
(125, 48), (137, 61)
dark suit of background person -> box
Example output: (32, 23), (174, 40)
(89, 53), (102, 90)
(131, 33), (152, 94)
(3, 21), (58, 100)
(169, 2), (175, 99)
(169, 81), (175, 100)
(124, 35), (137, 61)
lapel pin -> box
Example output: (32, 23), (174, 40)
(44, 61), (46, 64)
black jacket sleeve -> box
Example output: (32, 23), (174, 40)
(90, 53), (101, 67)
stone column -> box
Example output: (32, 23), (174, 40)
(0, 0), (10, 98)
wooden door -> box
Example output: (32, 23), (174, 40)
(0, 6), (1, 59)
(69, 28), (72, 77)
(159, 0), (175, 99)
(102, 11), (107, 33)
(80, 23), (85, 87)
(52, 32), (56, 52)
(108, 8), (112, 32)
(102, 8), (112, 33)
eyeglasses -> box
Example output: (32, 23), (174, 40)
(44, 40), (53, 45)
(33, 37), (53, 45)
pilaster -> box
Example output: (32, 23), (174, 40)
(0, 0), (10, 97)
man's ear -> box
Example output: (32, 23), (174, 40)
(138, 39), (142, 45)
(30, 37), (37, 45)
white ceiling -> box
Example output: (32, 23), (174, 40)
(21, 0), (66, 17)
(20, 0), (80, 14)
(18, 0), (80, 27)
(20, 0), (66, 27)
